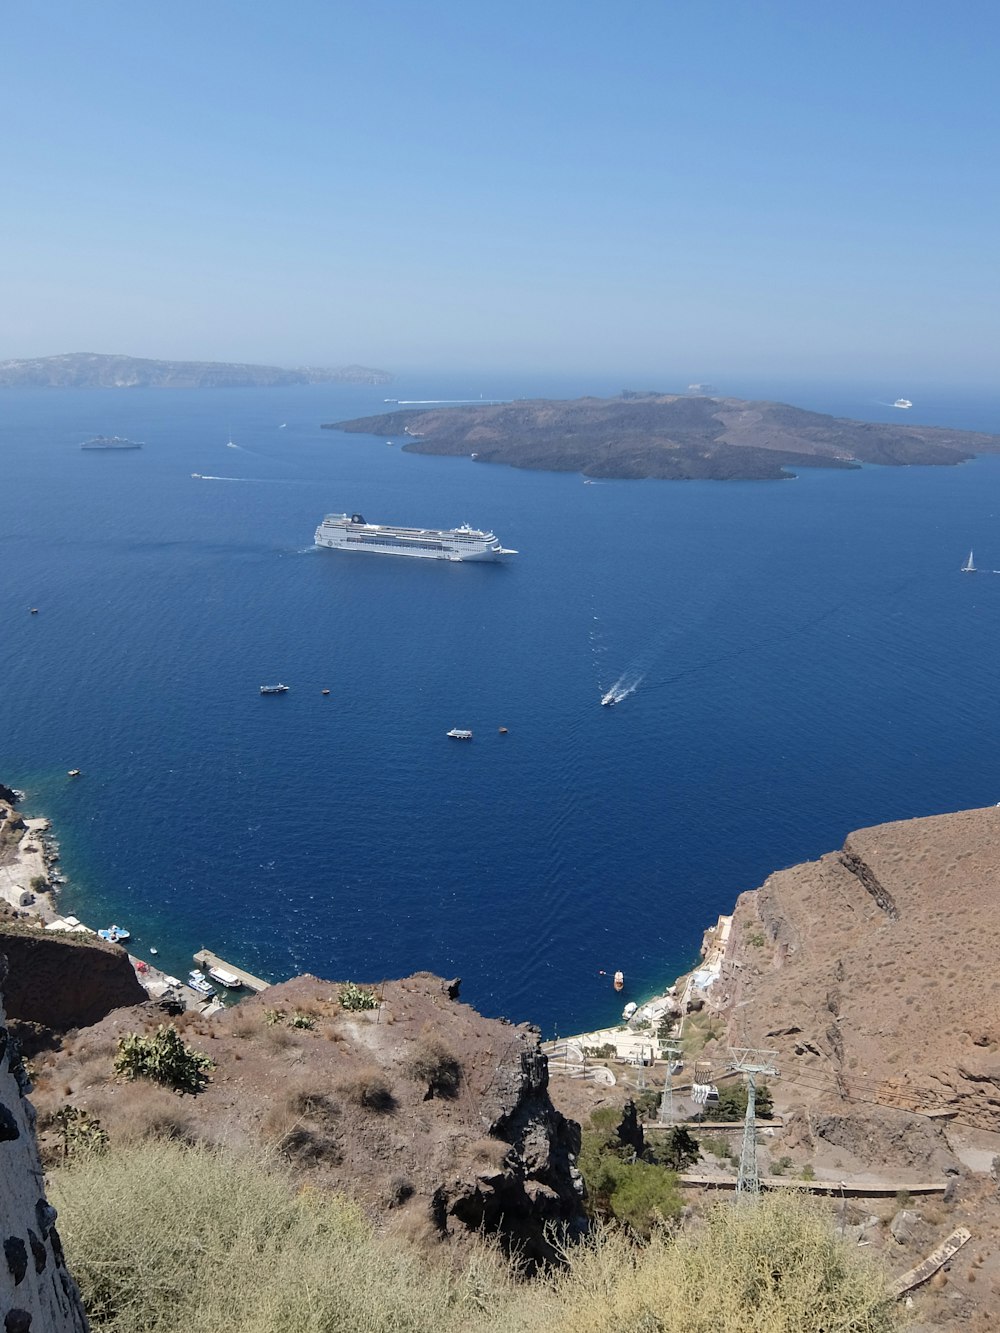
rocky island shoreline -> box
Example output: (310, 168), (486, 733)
(327, 391), (1000, 482)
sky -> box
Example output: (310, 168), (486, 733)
(2, 1), (998, 382)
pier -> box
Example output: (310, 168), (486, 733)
(192, 949), (270, 993)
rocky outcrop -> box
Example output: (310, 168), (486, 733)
(0, 956), (89, 1332)
(717, 807), (1000, 1152)
(0, 925), (145, 1048)
(34, 972), (586, 1268)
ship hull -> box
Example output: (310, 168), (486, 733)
(316, 536), (511, 562)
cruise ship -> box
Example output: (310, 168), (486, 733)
(314, 513), (516, 562)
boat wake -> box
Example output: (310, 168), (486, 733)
(601, 670), (645, 707)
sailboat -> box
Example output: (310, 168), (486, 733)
(962, 550), (977, 573)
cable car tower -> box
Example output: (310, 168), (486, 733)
(728, 1047), (778, 1197)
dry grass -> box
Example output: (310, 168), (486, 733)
(337, 1065), (396, 1112)
(49, 1141), (901, 1333)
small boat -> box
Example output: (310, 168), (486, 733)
(962, 550), (977, 573)
(192, 473), (202, 479)
(29, 607), (38, 614)
(601, 691), (617, 707)
(187, 970), (215, 996)
(447, 728), (473, 741)
(208, 966), (243, 989)
(279, 423), (287, 429)
(613, 970), (624, 992)
(98, 924), (130, 944)
(893, 398), (913, 409)
(321, 688), (330, 695)
(623, 1001), (638, 1020)
(67, 769), (82, 777)
(149, 946), (158, 955)
(260, 683), (289, 695)
(498, 726), (508, 734)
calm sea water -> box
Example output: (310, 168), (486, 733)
(2, 376), (1000, 1035)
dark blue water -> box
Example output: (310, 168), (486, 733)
(3, 377), (1000, 1035)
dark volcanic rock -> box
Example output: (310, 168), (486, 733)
(0, 924), (145, 1045)
(324, 392), (999, 483)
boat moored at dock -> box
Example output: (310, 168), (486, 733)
(315, 513), (516, 562)
(208, 966), (243, 989)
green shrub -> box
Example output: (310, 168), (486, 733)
(655, 1126), (700, 1172)
(53, 1106), (109, 1159)
(701, 1082), (774, 1122)
(339, 982), (378, 1012)
(289, 1012), (316, 1030)
(114, 1025), (213, 1094)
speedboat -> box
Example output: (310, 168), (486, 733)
(601, 691), (616, 707)
(187, 970), (215, 996)
(260, 683), (289, 695)
(446, 728), (473, 740)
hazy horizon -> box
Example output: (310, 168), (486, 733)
(3, 2), (997, 383)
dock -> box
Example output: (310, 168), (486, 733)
(192, 949), (270, 993)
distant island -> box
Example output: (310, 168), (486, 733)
(326, 391), (1000, 481)
(0, 352), (392, 389)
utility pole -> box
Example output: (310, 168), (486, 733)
(658, 1043), (683, 1126)
(728, 1047), (778, 1197)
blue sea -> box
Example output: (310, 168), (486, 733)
(2, 375), (1000, 1036)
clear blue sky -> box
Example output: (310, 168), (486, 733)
(2, 1), (998, 381)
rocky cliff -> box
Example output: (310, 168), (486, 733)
(30, 972), (584, 1266)
(0, 920), (146, 1052)
(0, 956), (89, 1332)
(715, 807), (1000, 1147)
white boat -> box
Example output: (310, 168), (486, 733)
(98, 924), (130, 944)
(601, 690), (617, 707)
(893, 398), (913, 409)
(962, 550), (977, 573)
(447, 728), (473, 740)
(187, 970), (215, 996)
(314, 513), (516, 562)
(208, 966), (242, 989)
(260, 683), (289, 695)
(623, 1001), (638, 1020)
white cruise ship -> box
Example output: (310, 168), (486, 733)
(314, 513), (516, 562)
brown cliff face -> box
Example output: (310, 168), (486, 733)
(32, 972), (584, 1266)
(717, 807), (1000, 1148)
(0, 956), (90, 1333)
(0, 922), (146, 1051)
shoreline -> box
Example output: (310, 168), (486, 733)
(0, 788), (223, 1013)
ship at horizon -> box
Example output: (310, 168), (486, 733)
(81, 435), (143, 450)
(314, 513), (516, 562)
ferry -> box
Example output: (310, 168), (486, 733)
(81, 435), (143, 450)
(314, 513), (516, 562)
(447, 728), (473, 740)
(260, 684), (289, 695)
(893, 398), (913, 410)
(208, 966), (243, 989)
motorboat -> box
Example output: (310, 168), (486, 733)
(187, 970), (215, 996)
(623, 1001), (638, 1020)
(613, 970), (624, 992)
(601, 691), (616, 707)
(208, 966), (243, 989)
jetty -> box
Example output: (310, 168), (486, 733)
(193, 949), (270, 993)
